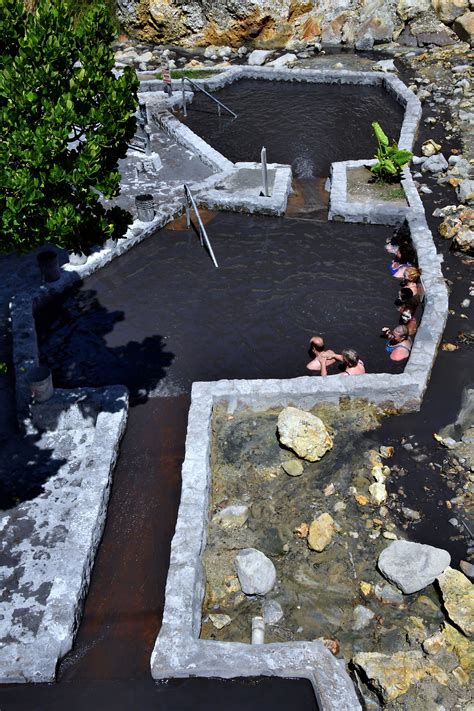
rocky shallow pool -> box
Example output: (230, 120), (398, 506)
(202, 401), (473, 709)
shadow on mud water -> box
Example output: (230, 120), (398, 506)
(1, 70), (472, 710)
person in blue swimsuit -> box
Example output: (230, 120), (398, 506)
(381, 325), (412, 361)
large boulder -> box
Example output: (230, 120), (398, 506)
(432, 0), (469, 24)
(437, 567), (474, 637)
(453, 11), (474, 43)
(247, 49), (274, 66)
(352, 651), (449, 703)
(277, 407), (333, 462)
(378, 540), (451, 593)
(235, 548), (276, 596)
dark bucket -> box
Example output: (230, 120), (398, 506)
(27, 366), (54, 403)
(135, 194), (155, 222)
(37, 250), (61, 282)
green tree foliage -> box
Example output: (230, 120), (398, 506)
(0, 0), (138, 254)
(370, 121), (412, 183)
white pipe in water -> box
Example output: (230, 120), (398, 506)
(251, 616), (265, 644)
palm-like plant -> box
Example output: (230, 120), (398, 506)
(370, 122), (412, 183)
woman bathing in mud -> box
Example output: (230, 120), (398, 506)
(319, 348), (365, 377)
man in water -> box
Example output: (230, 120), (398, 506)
(306, 335), (337, 372)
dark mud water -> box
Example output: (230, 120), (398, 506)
(3, 74), (472, 710)
(181, 80), (404, 179)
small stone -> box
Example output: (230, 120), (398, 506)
(235, 548), (276, 596)
(333, 501), (346, 512)
(355, 494), (369, 506)
(308, 513), (336, 552)
(360, 581), (373, 597)
(263, 599), (284, 625)
(383, 531), (398, 540)
(374, 582), (404, 605)
(402, 507), (421, 521)
(452, 665), (469, 685)
(318, 637), (340, 655)
(422, 153), (449, 174)
(371, 465), (385, 482)
(369, 482), (387, 505)
(281, 460), (304, 477)
(422, 139), (442, 157)
(457, 179), (474, 204)
(404, 615), (427, 645)
(437, 567), (474, 636)
(373, 59), (397, 72)
(277, 407), (333, 462)
(378, 540), (451, 594)
(352, 651), (449, 703)
(209, 613), (232, 629)
(352, 605), (375, 630)
(379, 446), (394, 459)
(461, 299), (471, 308)
(442, 342), (459, 351)
(224, 575), (241, 593)
(294, 522), (309, 539)
(323, 482), (335, 496)
(460, 560), (474, 579)
(214, 504), (249, 528)
(423, 632), (445, 655)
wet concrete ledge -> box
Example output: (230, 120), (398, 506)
(0, 386), (128, 683)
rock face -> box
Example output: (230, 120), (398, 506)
(277, 407), (333, 462)
(437, 567), (474, 637)
(235, 548), (276, 595)
(116, 0), (468, 47)
(308, 512), (336, 552)
(378, 540), (451, 594)
(352, 651), (449, 702)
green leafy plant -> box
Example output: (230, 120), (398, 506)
(370, 122), (412, 183)
(0, 362), (8, 375)
(154, 69), (220, 80)
(0, 0), (138, 255)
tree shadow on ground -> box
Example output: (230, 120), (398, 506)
(35, 285), (175, 405)
(0, 432), (65, 510)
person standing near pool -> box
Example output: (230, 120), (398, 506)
(319, 348), (365, 376)
(381, 325), (412, 361)
(306, 335), (338, 372)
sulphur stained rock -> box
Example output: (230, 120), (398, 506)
(439, 215), (462, 238)
(281, 459), (304, 477)
(277, 406), (333, 462)
(235, 548), (276, 596)
(437, 567), (474, 637)
(369, 482), (387, 505)
(433, 0), (469, 25)
(213, 504), (249, 528)
(422, 139), (442, 157)
(352, 651), (449, 702)
(209, 613), (232, 629)
(442, 622), (474, 672)
(378, 540), (451, 594)
(308, 513), (335, 552)
(453, 225), (474, 254)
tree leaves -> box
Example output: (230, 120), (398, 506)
(0, 0), (138, 254)
(370, 122), (412, 184)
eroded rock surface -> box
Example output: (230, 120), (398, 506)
(277, 406), (333, 462)
(437, 567), (474, 637)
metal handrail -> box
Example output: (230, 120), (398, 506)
(184, 184), (219, 268)
(181, 77), (237, 119)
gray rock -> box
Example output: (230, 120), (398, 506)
(267, 53), (297, 69)
(281, 459), (304, 477)
(374, 582), (404, 605)
(421, 153), (448, 174)
(247, 49), (274, 66)
(460, 560), (474, 580)
(263, 599), (284, 625)
(378, 540), (451, 594)
(352, 605), (375, 630)
(402, 507), (421, 521)
(213, 504), (249, 528)
(456, 178), (474, 203)
(373, 59), (397, 73)
(235, 548), (276, 596)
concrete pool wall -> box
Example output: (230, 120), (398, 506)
(148, 68), (448, 707)
(4, 66), (448, 696)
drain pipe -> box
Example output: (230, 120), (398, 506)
(261, 146), (269, 197)
(251, 616), (265, 644)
